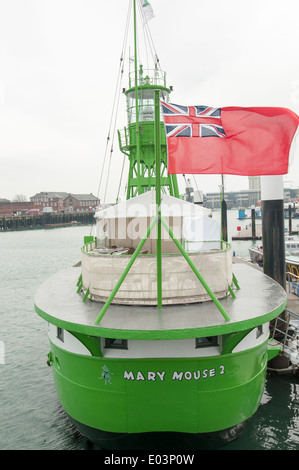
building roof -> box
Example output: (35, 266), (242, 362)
(64, 194), (100, 201)
(30, 192), (100, 202)
(30, 192), (69, 199)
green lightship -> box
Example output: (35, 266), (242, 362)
(35, 0), (286, 449)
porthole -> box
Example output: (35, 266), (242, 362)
(256, 325), (263, 338)
(57, 327), (64, 342)
(104, 338), (128, 350)
(195, 337), (218, 348)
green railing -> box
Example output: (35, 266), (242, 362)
(81, 239), (232, 257)
(128, 68), (167, 89)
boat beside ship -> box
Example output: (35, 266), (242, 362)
(249, 235), (299, 270)
(34, 0), (289, 449)
(248, 245), (264, 266)
(249, 234), (299, 303)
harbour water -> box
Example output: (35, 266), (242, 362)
(0, 210), (298, 450)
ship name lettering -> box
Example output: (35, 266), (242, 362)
(123, 366), (225, 382)
(123, 370), (166, 381)
(172, 368), (218, 380)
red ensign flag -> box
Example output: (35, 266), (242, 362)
(161, 102), (299, 175)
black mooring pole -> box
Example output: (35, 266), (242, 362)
(288, 204), (292, 234)
(261, 176), (286, 289)
(221, 175), (228, 243)
(251, 206), (256, 238)
(261, 175), (288, 369)
(221, 198), (228, 243)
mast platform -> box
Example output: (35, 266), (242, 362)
(35, 263), (286, 340)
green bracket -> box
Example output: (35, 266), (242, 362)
(160, 216), (230, 322)
(70, 331), (103, 357)
(232, 273), (240, 290)
(222, 329), (253, 355)
(227, 284), (236, 299)
(83, 288), (90, 302)
(84, 235), (94, 245)
(76, 273), (82, 287)
(267, 339), (282, 361)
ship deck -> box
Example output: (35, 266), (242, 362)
(34, 263), (287, 340)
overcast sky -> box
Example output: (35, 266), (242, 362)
(1, 0), (299, 202)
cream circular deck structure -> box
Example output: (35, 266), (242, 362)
(81, 248), (232, 305)
(81, 191), (233, 305)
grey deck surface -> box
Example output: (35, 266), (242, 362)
(34, 263), (287, 338)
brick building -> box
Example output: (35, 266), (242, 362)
(30, 192), (68, 211)
(0, 201), (34, 215)
(30, 192), (100, 213)
(63, 194), (100, 212)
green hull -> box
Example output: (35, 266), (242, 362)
(36, 263), (284, 446)
(49, 338), (268, 436)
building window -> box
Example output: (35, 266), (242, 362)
(256, 325), (263, 339)
(57, 327), (64, 342)
(195, 336), (218, 348)
(104, 338), (128, 349)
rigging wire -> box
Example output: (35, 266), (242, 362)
(137, 0), (160, 68)
(145, 25), (159, 69)
(142, 12), (162, 72)
(96, 63), (121, 202)
(193, 175), (200, 194)
(103, 71), (124, 202)
(116, 157), (126, 202)
(96, 0), (131, 203)
(138, 0), (151, 70)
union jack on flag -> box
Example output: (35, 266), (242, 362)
(161, 101), (299, 176)
(161, 102), (226, 138)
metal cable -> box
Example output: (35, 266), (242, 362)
(96, 0), (131, 202)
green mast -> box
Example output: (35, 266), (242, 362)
(118, 0), (180, 199)
(133, 0), (142, 195)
